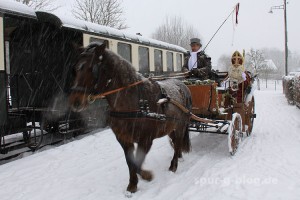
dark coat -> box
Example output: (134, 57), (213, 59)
(182, 51), (212, 79)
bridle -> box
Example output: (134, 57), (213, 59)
(71, 49), (103, 94)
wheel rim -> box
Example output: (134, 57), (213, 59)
(23, 122), (44, 151)
(228, 113), (242, 155)
(247, 97), (255, 136)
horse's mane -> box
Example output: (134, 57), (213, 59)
(83, 42), (142, 86)
(103, 47), (142, 85)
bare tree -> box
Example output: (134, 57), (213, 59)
(245, 48), (266, 90)
(152, 16), (200, 50)
(72, 0), (127, 30)
(14, 0), (58, 11)
(245, 48), (265, 74)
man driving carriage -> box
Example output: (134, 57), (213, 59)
(182, 38), (212, 80)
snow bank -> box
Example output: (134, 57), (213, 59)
(0, 89), (300, 200)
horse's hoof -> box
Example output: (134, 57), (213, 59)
(140, 170), (153, 181)
(169, 165), (177, 172)
(126, 184), (137, 193)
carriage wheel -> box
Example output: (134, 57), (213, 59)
(246, 96), (255, 136)
(23, 122), (44, 151)
(228, 113), (243, 156)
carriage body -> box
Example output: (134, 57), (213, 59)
(186, 72), (256, 155)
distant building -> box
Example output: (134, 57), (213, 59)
(261, 59), (277, 71)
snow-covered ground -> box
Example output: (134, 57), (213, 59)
(0, 82), (300, 200)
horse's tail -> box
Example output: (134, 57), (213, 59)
(181, 125), (191, 153)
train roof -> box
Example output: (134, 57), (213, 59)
(0, 1), (187, 53)
(0, 0), (37, 19)
(36, 11), (187, 53)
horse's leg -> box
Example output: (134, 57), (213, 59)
(136, 140), (153, 181)
(168, 130), (182, 172)
(169, 130), (183, 159)
(116, 138), (139, 193)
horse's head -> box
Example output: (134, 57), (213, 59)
(69, 42), (110, 112)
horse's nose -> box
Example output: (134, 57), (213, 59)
(69, 94), (87, 112)
(73, 99), (82, 109)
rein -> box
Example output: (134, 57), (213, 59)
(168, 99), (216, 124)
(87, 80), (145, 103)
(85, 71), (189, 104)
(86, 78), (215, 124)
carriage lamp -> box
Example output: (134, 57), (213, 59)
(269, 0), (289, 76)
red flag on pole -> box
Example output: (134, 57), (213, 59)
(235, 3), (240, 24)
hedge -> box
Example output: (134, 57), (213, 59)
(294, 74), (300, 108)
(283, 73), (300, 107)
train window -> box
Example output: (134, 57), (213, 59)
(89, 37), (109, 48)
(176, 53), (183, 72)
(138, 46), (149, 74)
(154, 49), (163, 74)
(166, 52), (174, 72)
(117, 42), (132, 62)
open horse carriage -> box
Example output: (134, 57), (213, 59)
(185, 73), (255, 155)
(184, 52), (256, 155)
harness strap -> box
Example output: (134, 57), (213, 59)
(168, 99), (216, 124)
(110, 111), (167, 121)
(87, 80), (145, 103)
(86, 77), (214, 124)
(110, 111), (145, 118)
(87, 72), (188, 103)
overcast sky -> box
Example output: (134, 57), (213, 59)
(55, 0), (300, 66)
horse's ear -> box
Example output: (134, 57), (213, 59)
(95, 43), (106, 56)
(72, 42), (84, 55)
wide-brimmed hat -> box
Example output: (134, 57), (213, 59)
(190, 38), (202, 46)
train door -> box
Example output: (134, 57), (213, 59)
(0, 14), (7, 126)
(8, 16), (36, 109)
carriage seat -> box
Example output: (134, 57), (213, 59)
(210, 70), (228, 86)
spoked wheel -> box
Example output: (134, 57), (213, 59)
(246, 96), (255, 136)
(23, 122), (44, 151)
(228, 113), (243, 156)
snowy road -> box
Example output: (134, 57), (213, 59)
(0, 86), (300, 200)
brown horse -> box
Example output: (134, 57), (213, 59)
(69, 42), (192, 193)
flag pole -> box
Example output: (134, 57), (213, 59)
(203, 3), (240, 51)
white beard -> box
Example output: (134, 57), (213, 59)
(229, 65), (246, 83)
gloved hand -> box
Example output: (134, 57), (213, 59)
(188, 70), (194, 77)
(190, 68), (199, 76)
(192, 68), (206, 76)
(190, 68), (207, 78)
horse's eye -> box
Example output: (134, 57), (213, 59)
(76, 61), (86, 71)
